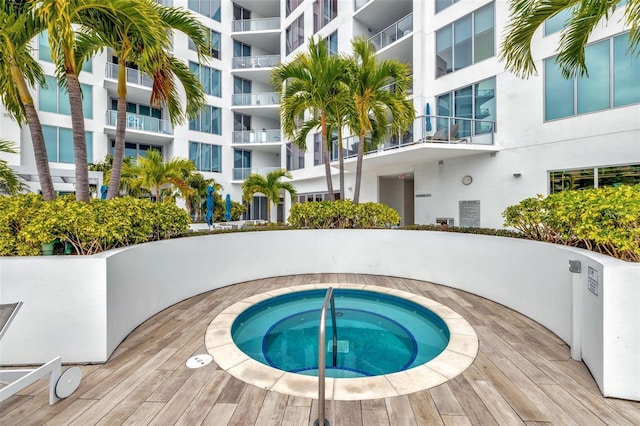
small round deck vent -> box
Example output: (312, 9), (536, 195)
(186, 354), (213, 369)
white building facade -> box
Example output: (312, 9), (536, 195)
(1, 0), (638, 228)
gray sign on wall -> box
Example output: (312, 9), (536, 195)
(459, 200), (481, 227)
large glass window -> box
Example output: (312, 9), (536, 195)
(286, 15), (304, 55)
(233, 41), (251, 58)
(286, 143), (305, 171)
(189, 141), (221, 172)
(287, 0), (304, 16)
(189, 29), (221, 59)
(614, 33), (640, 107)
(43, 125), (93, 163)
(188, 0), (220, 21)
(313, 0), (337, 33)
(436, 0), (459, 14)
(327, 31), (338, 56)
(549, 164), (640, 193)
(436, 77), (496, 137)
(544, 32), (639, 120)
(436, 2), (494, 76)
(189, 62), (221, 97)
(109, 141), (161, 160)
(38, 31), (92, 72)
(545, 7), (572, 36)
(233, 149), (251, 180)
(39, 76), (92, 118)
(189, 105), (221, 134)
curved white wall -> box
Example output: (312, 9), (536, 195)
(1, 230), (638, 400)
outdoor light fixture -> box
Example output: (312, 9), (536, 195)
(513, 171), (522, 177)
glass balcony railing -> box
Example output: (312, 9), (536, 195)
(105, 110), (173, 135)
(232, 166), (280, 180)
(232, 55), (280, 70)
(105, 63), (153, 88)
(380, 74), (414, 96)
(232, 92), (280, 106)
(232, 17), (280, 32)
(369, 13), (413, 51)
(232, 129), (281, 144)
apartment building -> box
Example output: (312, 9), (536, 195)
(1, 0), (638, 228)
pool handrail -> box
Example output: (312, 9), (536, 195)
(316, 287), (337, 426)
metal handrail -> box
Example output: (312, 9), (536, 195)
(316, 287), (337, 426)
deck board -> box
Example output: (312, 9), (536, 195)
(3, 274), (639, 425)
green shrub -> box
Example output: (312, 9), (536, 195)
(0, 195), (191, 256)
(288, 200), (400, 229)
(503, 184), (640, 261)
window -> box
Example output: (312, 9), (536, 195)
(549, 164), (640, 193)
(189, 29), (221, 59)
(189, 105), (221, 134)
(111, 100), (161, 118)
(189, 62), (221, 97)
(436, 0), (459, 14)
(314, 133), (322, 165)
(188, 0), (220, 21)
(287, 0), (304, 16)
(233, 40), (251, 58)
(38, 31), (92, 72)
(43, 125), (93, 164)
(313, 0), (337, 33)
(327, 31), (338, 56)
(110, 141), (162, 160)
(544, 33), (640, 121)
(436, 77), (495, 137)
(233, 3), (251, 20)
(233, 77), (252, 105)
(545, 7), (572, 36)
(233, 149), (251, 180)
(234, 113), (251, 131)
(286, 15), (304, 55)
(286, 143), (305, 171)
(436, 2), (494, 76)
(189, 141), (221, 172)
(39, 76), (93, 118)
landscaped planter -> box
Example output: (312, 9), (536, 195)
(1, 230), (638, 401)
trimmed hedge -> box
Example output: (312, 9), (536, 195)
(288, 200), (400, 229)
(0, 194), (191, 256)
(503, 184), (640, 262)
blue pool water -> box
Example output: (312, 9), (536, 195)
(231, 289), (450, 378)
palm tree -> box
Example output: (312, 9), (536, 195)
(272, 37), (348, 201)
(0, 2), (55, 199)
(500, 0), (638, 78)
(184, 174), (218, 222)
(347, 37), (415, 203)
(126, 149), (195, 202)
(0, 140), (27, 195)
(76, 2), (208, 200)
(242, 169), (296, 223)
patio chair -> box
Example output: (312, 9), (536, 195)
(0, 302), (82, 405)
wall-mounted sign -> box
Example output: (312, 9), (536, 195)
(459, 200), (480, 227)
(588, 266), (599, 296)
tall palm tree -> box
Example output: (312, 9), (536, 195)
(500, 0), (638, 78)
(76, 2), (208, 200)
(272, 37), (348, 201)
(0, 140), (28, 195)
(242, 169), (296, 223)
(0, 2), (55, 199)
(347, 37), (415, 203)
(127, 149), (195, 202)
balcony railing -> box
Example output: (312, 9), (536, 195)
(105, 111), (173, 135)
(381, 74), (414, 96)
(369, 13), (413, 51)
(232, 166), (280, 180)
(232, 129), (281, 144)
(232, 17), (280, 32)
(232, 55), (280, 70)
(105, 63), (153, 88)
(232, 92), (280, 106)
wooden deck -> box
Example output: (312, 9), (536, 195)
(2, 274), (639, 425)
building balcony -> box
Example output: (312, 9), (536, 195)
(232, 55), (280, 70)
(369, 13), (413, 51)
(104, 111), (173, 142)
(232, 166), (280, 181)
(232, 129), (281, 144)
(232, 17), (280, 32)
(232, 92), (280, 107)
(381, 73), (414, 96)
(104, 62), (153, 89)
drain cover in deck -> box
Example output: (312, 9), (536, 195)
(186, 354), (213, 368)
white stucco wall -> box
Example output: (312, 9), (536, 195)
(1, 230), (638, 400)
